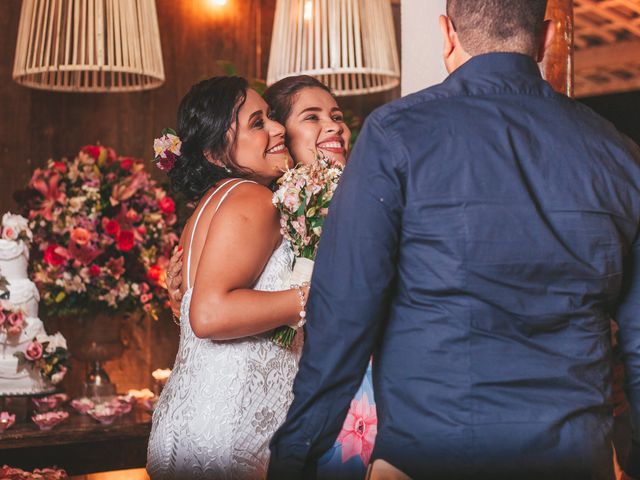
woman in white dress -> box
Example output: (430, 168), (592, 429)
(146, 76), (308, 480)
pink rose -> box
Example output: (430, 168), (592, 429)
(140, 293), (153, 304)
(2, 226), (17, 240)
(0, 309), (5, 327)
(25, 340), (43, 361)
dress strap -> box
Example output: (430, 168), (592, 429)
(186, 179), (257, 289)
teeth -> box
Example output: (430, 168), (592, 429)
(318, 142), (342, 149)
(267, 144), (286, 154)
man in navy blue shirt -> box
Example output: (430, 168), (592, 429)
(268, 1), (640, 478)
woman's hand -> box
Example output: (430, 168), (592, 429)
(166, 245), (184, 318)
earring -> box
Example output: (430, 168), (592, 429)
(224, 166), (232, 174)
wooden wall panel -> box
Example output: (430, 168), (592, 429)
(0, 0), (279, 395)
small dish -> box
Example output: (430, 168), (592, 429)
(0, 411), (15, 432)
(32, 393), (69, 412)
(87, 404), (121, 425)
(32, 410), (69, 430)
(70, 397), (95, 415)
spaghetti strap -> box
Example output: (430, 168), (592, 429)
(186, 179), (257, 289)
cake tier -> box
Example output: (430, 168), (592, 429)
(0, 239), (29, 280)
(0, 316), (46, 356)
(0, 356), (54, 396)
(4, 279), (39, 318)
(0, 316), (54, 396)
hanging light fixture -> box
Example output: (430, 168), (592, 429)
(13, 0), (165, 93)
(267, 0), (400, 96)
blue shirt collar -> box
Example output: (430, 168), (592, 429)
(446, 52), (542, 83)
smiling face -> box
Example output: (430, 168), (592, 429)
(284, 87), (351, 166)
(230, 89), (293, 185)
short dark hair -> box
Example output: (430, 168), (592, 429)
(263, 75), (333, 126)
(446, 0), (548, 56)
(169, 76), (249, 202)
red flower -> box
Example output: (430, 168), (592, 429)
(119, 157), (134, 171)
(105, 257), (125, 279)
(53, 162), (67, 173)
(157, 151), (176, 172)
(117, 230), (135, 252)
(81, 145), (102, 160)
(137, 225), (147, 235)
(43, 244), (68, 266)
(158, 196), (175, 215)
(89, 265), (101, 277)
(105, 219), (121, 237)
(147, 265), (163, 285)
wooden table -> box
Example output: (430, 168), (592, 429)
(0, 409), (151, 475)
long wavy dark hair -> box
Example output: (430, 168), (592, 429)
(168, 76), (249, 203)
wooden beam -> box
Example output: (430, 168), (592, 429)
(575, 40), (640, 71)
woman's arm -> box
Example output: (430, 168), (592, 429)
(189, 183), (306, 340)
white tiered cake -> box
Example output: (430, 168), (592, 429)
(0, 214), (56, 396)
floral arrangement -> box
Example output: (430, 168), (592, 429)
(19, 145), (179, 320)
(153, 128), (182, 173)
(14, 332), (69, 384)
(273, 153), (343, 259)
(270, 153), (343, 347)
(0, 465), (68, 480)
(0, 301), (26, 336)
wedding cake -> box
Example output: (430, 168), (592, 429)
(0, 213), (66, 396)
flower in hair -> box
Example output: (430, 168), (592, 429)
(153, 128), (182, 172)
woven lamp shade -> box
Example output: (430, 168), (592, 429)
(267, 0), (400, 96)
(13, 0), (165, 93)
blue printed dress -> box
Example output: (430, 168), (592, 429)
(317, 360), (377, 480)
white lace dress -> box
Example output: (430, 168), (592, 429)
(147, 181), (302, 480)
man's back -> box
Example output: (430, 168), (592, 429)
(372, 52), (640, 478)
(268, 53), (640, 480)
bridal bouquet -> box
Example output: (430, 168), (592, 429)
(270, 154), (343, 347)
(18, 145), (179, 320)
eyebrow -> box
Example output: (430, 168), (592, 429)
(248, 110), (263, 122)
(298, 106), (342, 116)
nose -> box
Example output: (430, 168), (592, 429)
(268, 118), (286, 139)
(324, 118), (343, 135)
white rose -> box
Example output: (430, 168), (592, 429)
(2, 213), (31, 240)
(51, 368), (67, 384)
(45, 332), (68, 352)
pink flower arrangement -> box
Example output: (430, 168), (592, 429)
(272, 153), (342, 259)
(0, 465), (69, 480)
(19, 145), (179, 320)
(270, 153), (343, 347)
(70, 397), (95, 414)
(336, 393), (378, 466)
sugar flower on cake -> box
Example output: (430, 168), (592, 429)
(17, 145), (180, 321)
(14, 332), (69, 385)
(1, 213), (32, 243)
(0, 302), (25, 336)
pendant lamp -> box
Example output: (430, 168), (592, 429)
(267, 0), (400, 96)
(13, 0), (165, 92)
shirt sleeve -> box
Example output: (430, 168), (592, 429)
(268, 112), (406, 478)
(618, 230), (640, 477)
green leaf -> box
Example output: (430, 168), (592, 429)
(217, 60), (238, 76)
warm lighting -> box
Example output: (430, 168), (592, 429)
(303, 0), (313, 20)
(210, 0), (228, 5)
(267, 0), (400, 96)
